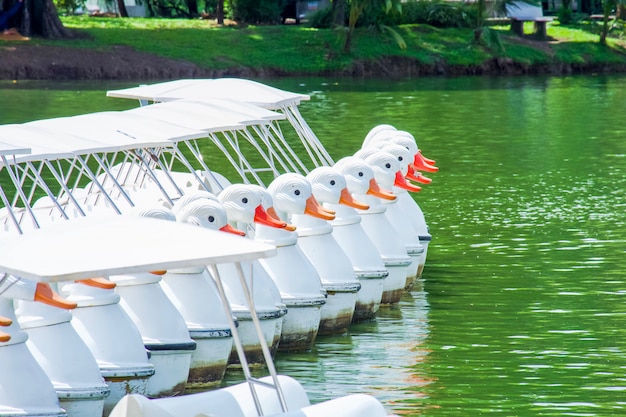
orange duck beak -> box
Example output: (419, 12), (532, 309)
(339, 188), (369, 210)
(366, 178), (396, 201)
(0, 315), (12, 342)
(35, 282), (77, 310)
(254, 204), (288, 229)
(414, 151), (438, 173)
(76, 277), (117, 289)
(406, 164), (432, 184)
(305, 196), (336, 220)
(219, 223), (247, 236)
(395, 171), (422, 193)
(267, 206), (296, 231)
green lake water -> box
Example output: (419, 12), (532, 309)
(1, 75), (626, 416)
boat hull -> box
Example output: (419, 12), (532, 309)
(187, 328), (233, 388)
(278, 297), (324, 352)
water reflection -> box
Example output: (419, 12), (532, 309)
(273, 285), (432, 414)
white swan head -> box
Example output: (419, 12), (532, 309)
(364, 150), (422, 194)
(307, 166), (369, 210)
(334, 156), (395, 201)
(218, 184), (286, 228)
(126, 205), (180, 276)
(365, 134), (434, 185)
(384, 136), (433, 184)
(171, 190), (219, 216)
(267, 173), (335, 220)
(130, 205), (177, 222)
(362, 124), (397, 148)
(392, 130), (439, 173)
(379, 143), (413, 175)
(175, 198), (245, 235)
(246, 184), (296, 231)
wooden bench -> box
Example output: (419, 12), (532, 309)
(506, 2), (554, 39)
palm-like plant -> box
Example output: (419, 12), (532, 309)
(343, 0), (406, 53)
(473, 0), (540, 45)
(599, 0), (624, 44)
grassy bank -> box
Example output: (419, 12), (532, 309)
(14, 16), (626, 76)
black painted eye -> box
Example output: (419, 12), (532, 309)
(208, 216), (215, 222)
(294, 190), (301, 196)
(242, 197), (248, 204)
(398, 156), (403, 161)
(385, 163), (391, 168)
(330, 180), (336, 186)
(358, 172), (364, 177)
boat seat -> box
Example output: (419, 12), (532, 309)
(109, 389), (245, 417)
(108, 375), (310, 417)
(270, 393), (390, 417)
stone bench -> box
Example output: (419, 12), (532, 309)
(506, 2), (554, 39)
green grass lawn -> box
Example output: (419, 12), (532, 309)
(39, 16), (626, 75)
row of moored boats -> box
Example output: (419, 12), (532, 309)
(0, 78), (438, 417)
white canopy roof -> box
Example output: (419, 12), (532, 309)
(0, 141), (30, 156)
(107, 78), (310, 110)
(124, 99), (248, 133)
(0, 215), (276, 282)
(0, 110), (211, 165)
(0, 124), (77, 163)
(29, 111), (208, 149)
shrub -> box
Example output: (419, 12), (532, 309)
(228, 0), (285, 23)
(557, 6), (573, 24)
(54, 0), (86, 15)
(307, 5), (334, 28)
(359, 0), (475, 28)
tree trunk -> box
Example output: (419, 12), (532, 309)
(473, 27), (483, 43)
(216, 0), (223, 24)
(116, 0), (129, 17)
(343, 28), (352, 53)
(599, 0), (613, 45)
(19, 0), (72, 38)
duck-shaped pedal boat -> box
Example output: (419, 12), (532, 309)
(15, 279), (111, 417)
(108, 204), (198, 398)
(290, 168), (363, 334)
(173, 193), (287, 366)
(336, 155), (411, 305)
(325, 158), (390, 321)
(58, 279), (156, 415)
(158, 250), (234, 388)
(222, 183), (326, 352)
(0, 275), (80, 417)
(363, 125), (438, 279)
(263, 173), (359, 336)
(360, 143), (425, 289)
